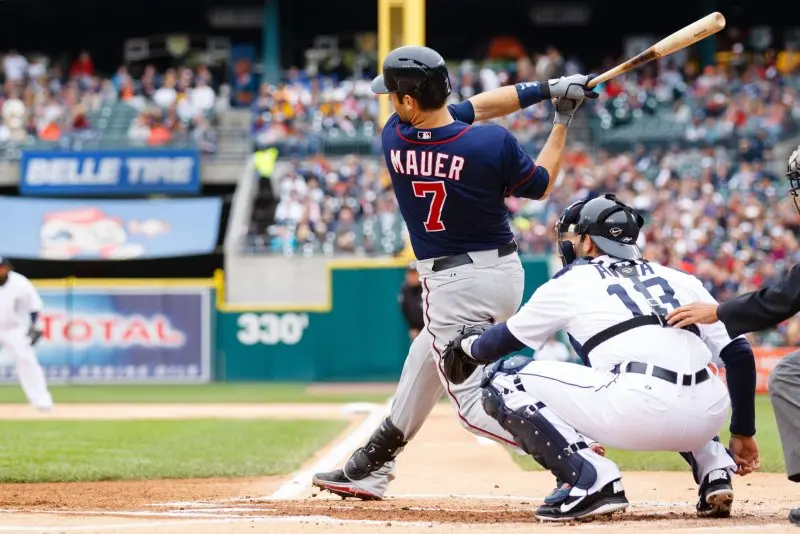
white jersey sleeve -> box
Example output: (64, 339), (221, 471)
(19, 275), (43, 314)
(506, 275), (575, 350)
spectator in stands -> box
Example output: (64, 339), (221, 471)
(69, 51), (94, 80)
(3, 50), (28, 84)
(190, 77), (216, 112)
(192, 114), (217, 153)
(154, 70), (178, 108)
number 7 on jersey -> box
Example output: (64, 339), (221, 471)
(412, 180), (447, 232)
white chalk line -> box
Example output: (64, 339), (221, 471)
(0, 512), (792, 533)
(267, 399), (391, 500)
(0, 514), (437, 532)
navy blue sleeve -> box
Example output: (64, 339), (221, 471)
(719, 337), (757, 436)
(447, 101), (475, 124)
(502, 131), (549, 200)
(470, 323), (526, 363)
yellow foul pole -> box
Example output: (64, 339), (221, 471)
(377, 0), (426, 127)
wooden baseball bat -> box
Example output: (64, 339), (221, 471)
(586, 12), (726, 89)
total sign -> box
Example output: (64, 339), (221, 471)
(236, 313), (310, 345)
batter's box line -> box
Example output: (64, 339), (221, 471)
(386, 493), (693, 507)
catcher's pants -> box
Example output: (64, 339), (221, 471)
(348, 249), (526, 498)
(0, 327), (52, 409)
(488, 361), (735, 493)
(769, 350), (800, 481)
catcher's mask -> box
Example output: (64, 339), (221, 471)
(788, 148), (800, 215)
(555, 199), (589, 267)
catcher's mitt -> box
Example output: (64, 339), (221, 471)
(441, 325), (490, 385)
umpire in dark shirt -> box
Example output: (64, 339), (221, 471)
(667, 144), (800, 526)
(399, 262), (424, 340)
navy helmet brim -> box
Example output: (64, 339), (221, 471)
(371, 74), (391, 94)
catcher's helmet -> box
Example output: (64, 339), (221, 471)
(371, 46), (451, 109)
(575, 194), (644, 260)
(788, 145), (800, 214)
(557, 194), (644, 264)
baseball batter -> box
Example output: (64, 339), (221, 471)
(0, 257), (51, 411)
(313, 45), (597, 499)
(444, 195), (755, 521)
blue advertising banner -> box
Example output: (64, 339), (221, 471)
(0, 286), (212, 383)
(0, 196), (221, 260)
(20, 149), (200, 195)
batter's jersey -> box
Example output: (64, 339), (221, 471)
(381, 101), (550, 260)
(506, 256), (741, 373)
(0, 272), (43, 331)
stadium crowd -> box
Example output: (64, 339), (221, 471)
(0, 50), (219, 153)
(250, 46), (800, 347)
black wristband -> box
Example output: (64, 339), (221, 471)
(515, 82), (546, 109)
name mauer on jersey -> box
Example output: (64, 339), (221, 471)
(389, 149), (465, 181)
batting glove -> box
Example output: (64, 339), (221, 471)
(28, 325), (43, 346)
(553, 97), (584, 127)
(542, 74), (599, 100)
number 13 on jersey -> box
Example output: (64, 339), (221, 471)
(412, 180), (447, 232)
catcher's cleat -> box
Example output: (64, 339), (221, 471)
(312, 469), (382, 501)
(696, 469), (733, 518)
(535, 479), (629, 522)
(789, 507), (800, 526)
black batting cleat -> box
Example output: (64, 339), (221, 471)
(535, 478), (629, 521)
(789, 506), (800, 526)
(312, 469), (382, 501)
(697, 469), (733, 518)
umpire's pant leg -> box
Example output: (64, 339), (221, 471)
(769, 350), (800, 481)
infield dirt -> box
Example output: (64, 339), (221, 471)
(0, 403), (795, 533)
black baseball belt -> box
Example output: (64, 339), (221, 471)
(431, 241), (518, 272)
(612, 361), (710, 386)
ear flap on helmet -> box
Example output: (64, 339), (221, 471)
(555, 199), (588, 267)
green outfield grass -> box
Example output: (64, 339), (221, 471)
(0, 419), (347, 483)
(0, 383), (393, 404)
(513, 395), (786, 473)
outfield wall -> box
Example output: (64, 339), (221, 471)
(20, 259), (792, 387)
(17, 258), (547, 383)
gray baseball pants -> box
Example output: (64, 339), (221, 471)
(769, 350), (800, 481)
(346, 249), (526, 497)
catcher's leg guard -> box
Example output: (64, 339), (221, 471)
(344, 418), (407, 480)
(482, 386), (596, 490)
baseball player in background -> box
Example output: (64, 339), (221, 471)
(313, 45), (597, 499)
(442, 195), (756, 521)
(0, 257), (52, 411)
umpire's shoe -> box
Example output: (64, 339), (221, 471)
(535, 479), (629, 521)
(789, 507), (800, 526)
(312, 469), (381, 501)
(696, 469), (733, 518)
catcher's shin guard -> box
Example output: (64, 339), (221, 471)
(482, 386), (596, 490)
(343, 418), (407, 480)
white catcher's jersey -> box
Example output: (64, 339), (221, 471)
(507, 255), (740, 373)
(0, 272), (43, 331)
